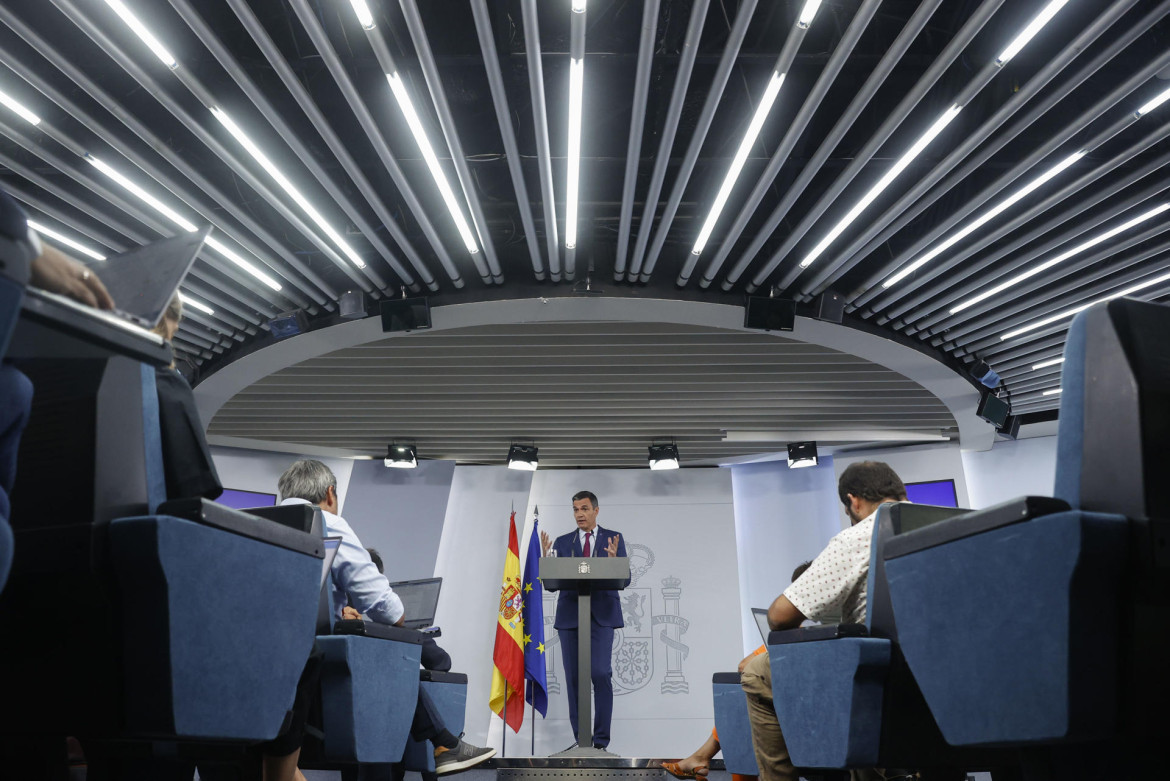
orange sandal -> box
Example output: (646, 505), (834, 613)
(661, 762), (709, 779)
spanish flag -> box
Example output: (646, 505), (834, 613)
(489, 511), (526, 732)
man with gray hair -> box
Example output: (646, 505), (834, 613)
(278, 459), (404, 625)
(273, 459), (495, 778)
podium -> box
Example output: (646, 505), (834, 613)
(540, 556), (630, 757)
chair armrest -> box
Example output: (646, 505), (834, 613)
(421, 670), (468, 684)
(712, 672), (742, 684)
(156, 497), (322, 557)
(332, 619), (425, 644)
(242, 503), (317, 534)
(884, 496), (1070, 561)
(768, 624), (867, 645)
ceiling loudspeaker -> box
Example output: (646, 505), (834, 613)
(339, 290), (366, 319)
(380, 297), (432, 333)
(813, 290), (846, 324)
(744, 296), (795, 332)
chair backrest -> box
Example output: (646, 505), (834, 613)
(866, 502), (970, 637)
(1055, 299), (1170, 521)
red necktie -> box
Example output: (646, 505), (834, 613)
(583, 531), (592, 557)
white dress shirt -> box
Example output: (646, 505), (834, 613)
(578, 525), (604, 556)
(279, 497), (405, 625)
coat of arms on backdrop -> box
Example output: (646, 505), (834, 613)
(610, 543), (691, 696)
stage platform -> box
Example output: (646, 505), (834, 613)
(490, 757), (726, 781)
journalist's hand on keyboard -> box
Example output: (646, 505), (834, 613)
(30, 244), (115, 311)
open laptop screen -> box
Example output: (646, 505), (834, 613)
(752, 607), (771, 646)
(388, 577), (443, 629)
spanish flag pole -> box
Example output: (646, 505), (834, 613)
(490, 510), (526, 744)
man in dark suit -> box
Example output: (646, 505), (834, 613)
(540, 490), (629, 751)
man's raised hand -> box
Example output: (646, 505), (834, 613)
(540, 529), (553, 557)
(605, 533), (620, 557)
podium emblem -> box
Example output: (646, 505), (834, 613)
(578, 561), (590, 574)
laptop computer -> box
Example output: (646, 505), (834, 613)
(82, 227), (210, 329)
(316, 537), (342, 634)
(388, 577), (443, 630)
(752, 607), (772, 645)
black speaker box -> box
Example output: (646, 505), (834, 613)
(813, 290), (846, 324)
(380, 297), (432, 332)
(744, 296), (795, 332)
(339, 290), (366, 319)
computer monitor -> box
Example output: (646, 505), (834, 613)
(904, 479), (959, 508)
(217, 488), (278, 510)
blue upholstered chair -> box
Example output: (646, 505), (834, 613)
(766, 503), (966, 771)
(314, 623), (425, 763)
(402, 670), (469, 772)
(882, 299), (1167, 751)
(712, 672), (759, 776)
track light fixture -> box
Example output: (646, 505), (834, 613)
(385, 443), (418, 469)
(648, 442), (680, 471)
(507, 443), (539, 471)
(787, 441), (818, 469)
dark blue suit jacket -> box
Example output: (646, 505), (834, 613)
(548, 526), (630, 630)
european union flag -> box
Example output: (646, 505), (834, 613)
(522, 516), (548, 716)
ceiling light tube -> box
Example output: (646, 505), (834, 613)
(565, 57), (584, 249)
(26, 220), (106, 260)
(348, 0), (376, 29)
(0, 88), (41, 125)
(87, 154), (283, 291)
(1135, 85), (1170, 117)
(953, 202), (1170, 314)
(1001, 268), (1170, 341)
(800, 104), (962, 268)
(1042, 388), (1063, 396)
(178, 291), (215, 315)
(692, 71), (786, 256)
(797, 0), (823, 28)
(385, 74), (480, 255)
(995, 0), (1069, 66)
(1031, 356), (1064, 370)
(571, 0), (587, 12)
(103, 0), (178, 69)
(884, 151), (1084, 289)
(211, 107), (367, 268)
(87, 155), (197, 231)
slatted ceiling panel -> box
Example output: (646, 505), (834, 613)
(208, 322), (955, 467)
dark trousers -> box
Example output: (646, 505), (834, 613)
(559, 623), (615, 748)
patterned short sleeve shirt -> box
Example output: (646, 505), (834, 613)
(783, 508), (879, 625)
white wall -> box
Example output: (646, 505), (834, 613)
(209, 446), (354, 507)
(731, 458), (842, 655)
(960, 435), (1058, 509)
(832, 442), (971, 527)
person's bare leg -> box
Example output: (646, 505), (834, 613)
(262, 748), (302, 781)
(678, 732), (720, 774)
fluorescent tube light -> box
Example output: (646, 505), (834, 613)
(103, 0), (178, 69)
(884, 151), (1084, 289)
(952, 202), (1170, 314)
(26, 220), (106, 260)
(349, 0), (376, 29)
(996, 0), (1069, 66)
(797, 0), (823, 28)
(571, 0), (587, 12)
(203, 235), (283, 291)
(801, 105), (962, 268)
(87, 155), (197, 230)
(1042, 388), (1063, 396)
(565, 57), (584, 249)
(1001, 268), (1170, 341)
(692, 71), (786, 256)
(1031, 357), (1064, 370)
(0, 88), (41, 125)
(1135, 85), (1170, 117)
(178, 292), (215, 315)
(211, 107), (367, 268)
(385, 74), (480, 255)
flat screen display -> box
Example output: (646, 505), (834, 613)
(905, 479), (958, 508)
(218, 488), (277, 510)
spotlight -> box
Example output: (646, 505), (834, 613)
(380, 296), (432, 333)
(268, 309), (309, 340)
(507, 443), (539, 471)
(339, 289), (366, 319)
(787, 441), (818, 469)
(648, 443), (680, 471)
(384, 443), (417, 469)
(976, 392), (1010, 428)
(968, 360), (1000, 389)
